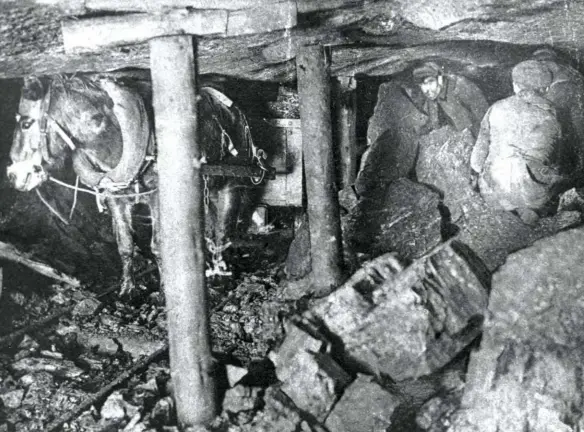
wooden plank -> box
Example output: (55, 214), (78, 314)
(334, 76), (357, 189)
(61, 1), (296, 53)
(0, 38), (534, 82)
(85, 0), (270, 11)
(201, 164), (276, 179)
(61, 9), (227, 53)
(3, 0), (362, 14)
(0, 241), (81, 287)
(227, 1), (296, 36)
(84, 0), (362, 13)
(150, 36), (216, 427)
(296, 45), (344, 295)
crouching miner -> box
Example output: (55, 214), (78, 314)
(470, 60), (574, 225)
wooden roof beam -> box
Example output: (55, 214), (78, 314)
(61, 1), (297, 52)
(0, 0), (363, 14)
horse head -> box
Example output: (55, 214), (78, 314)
(7, 76), (55, 191)
(8, 75), (124, 192)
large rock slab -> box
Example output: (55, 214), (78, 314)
(355, 82), (427, 197)
(325, 374), (402, 432)
(269, 322), (350, 422)
(416, 125), (582, 271)
(448, 228), (584, 432)
(279, 351), (351, 422)
(416, 126), (475, 223)
(308, 245), (488, 381)
(345, 178), (443, 262)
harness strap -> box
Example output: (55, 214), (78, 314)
(201, 87), (270, 184)
(201, 87), (233, 108)
(36, 84), (77, 166)
(47, 117), (77, 151)
(38, 85), (53, 164)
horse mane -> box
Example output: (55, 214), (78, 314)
(51, 75), (115, 110)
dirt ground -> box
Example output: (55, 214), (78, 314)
(0, 217), (302, 431)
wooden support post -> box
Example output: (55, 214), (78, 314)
(296, 44), (344, 295)
(150, 36), (215, 428)
(334, 76), (357, 189)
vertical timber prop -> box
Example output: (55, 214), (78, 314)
(297, 45), (344, 295)
(150, 37), (216, 427)
(334, 76), (358, 189)
(56, 2), (297, 427)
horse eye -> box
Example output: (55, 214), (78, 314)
(21, 119), (35, 130)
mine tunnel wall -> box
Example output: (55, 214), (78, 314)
(0, 46), (579, 285)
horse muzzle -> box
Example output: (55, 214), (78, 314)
(6, 161), (47, 191)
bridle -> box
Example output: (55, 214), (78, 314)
(15, 83), (77, 167)
(14, 80), (157, 223)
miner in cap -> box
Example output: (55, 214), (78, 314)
(531, 47), (584, 182)
(412, 61), (488, 137)
(470, 60), (574, 225)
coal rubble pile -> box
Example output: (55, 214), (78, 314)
(2, 220), (584, 431)
(0, 250), (297, 432)
(2, 116), (584, 430)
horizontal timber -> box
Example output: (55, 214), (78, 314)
(61, 1), (296, 52)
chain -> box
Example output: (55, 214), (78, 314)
(205, 237), (233, 277)
(203, 175), (210, 208)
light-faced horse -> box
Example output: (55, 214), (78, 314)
(8, 75), (262, 296)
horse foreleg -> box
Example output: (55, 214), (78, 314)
(148, 192), (162, 279)
(210, 183), (243, 275)
(217, 184), (243, 244)
(107, 197), (136, 296)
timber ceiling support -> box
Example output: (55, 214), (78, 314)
(0, 0), (582, 81)
(42, 1), (300, 426)
(296, 44), (345, 294)
(150, 36), (216, 428)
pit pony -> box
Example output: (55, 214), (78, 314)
(8, 75), (266, 296)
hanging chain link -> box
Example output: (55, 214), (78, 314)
(203, 174), (210, 208)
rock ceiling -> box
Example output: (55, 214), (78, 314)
(0, 0), (583, 82)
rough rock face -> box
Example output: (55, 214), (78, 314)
(345, 178), (443, 262)
(308, 246), (488, 381)
(416, 126), (475, 223)
(355, 82), (427, 197)
(284, 214), (311, 280)
(448, 228), (584, 432)
(269, 322), (350, 422)
(325, 374), (402, 432)
(416, 125), (582, 271)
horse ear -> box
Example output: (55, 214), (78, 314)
(22, 76), (45, 101)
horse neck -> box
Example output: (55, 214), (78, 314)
(49, 80), (123, 168)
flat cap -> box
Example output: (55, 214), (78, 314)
(412, 62), (442, 83)
(512, 60), (553, 90)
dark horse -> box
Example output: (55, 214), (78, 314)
(8, 75), (264, 296)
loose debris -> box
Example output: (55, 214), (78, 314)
(325, 374), (402, 432)
(2, 174), (584, 431)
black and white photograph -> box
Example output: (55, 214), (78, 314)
(0, 0), (583, 431)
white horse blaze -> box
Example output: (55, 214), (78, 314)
(7, 154), (46, 191)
